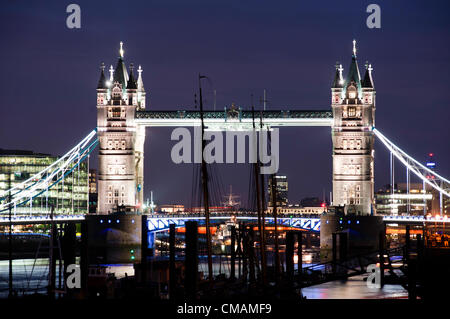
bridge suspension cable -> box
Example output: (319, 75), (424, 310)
(373, 128), (450, 198)
(0, 129), (98, 213)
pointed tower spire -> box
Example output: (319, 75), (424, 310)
(345, 39), (361, 89)
(362, 61), (374, 88)
(119, 41), (124, 58)
(137, 65), (145, 92)
(109, 65), (114, 82)
(97, 63), (107, 89)
(127, 63), (137, 89)
(113, 41), (129, 89)
(332, 62), (344, 88)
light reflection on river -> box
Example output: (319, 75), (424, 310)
(0, 257), (407, 299)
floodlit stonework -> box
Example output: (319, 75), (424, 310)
(331, 41), (375, 215)
(96, 43), (146, 214)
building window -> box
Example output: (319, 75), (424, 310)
(112, 107), (121, 118)
(347, 85), (357, 99)
(348, 106), (356, 117)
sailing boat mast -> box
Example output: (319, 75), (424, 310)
(251, 104), (267, 286)
(259, 112), (267, 283)
(198, 74), (213, 284)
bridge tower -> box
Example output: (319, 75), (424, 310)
(331, 40), (375, 215)
(96, 42), (147, 214)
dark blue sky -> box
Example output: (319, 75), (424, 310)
(1, 0), (449, 206)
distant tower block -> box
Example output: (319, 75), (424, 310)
(96, 42), (147, 214)
(331, 40), (376, 215)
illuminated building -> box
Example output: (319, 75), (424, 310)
(89, 169), (98, 214)
(266, 205), (326, 215)
(158, 204), (184, 214)
(424, 153), (448, 216)
(0, 149), (88, 215)
(268, 175), (288, 207)
(89, 169), (97, 193)
(375, 183), (432, 216)
(444, 195), (450, 215)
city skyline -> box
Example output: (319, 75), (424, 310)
(1, 0), (449, 206)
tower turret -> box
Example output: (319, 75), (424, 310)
(97, 63), (107, 106)
(137, 65), (146, 110)
(126, 63), (138, 106)
(331, 62), (344, 104)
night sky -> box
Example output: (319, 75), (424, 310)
(1, 0), (449, 207)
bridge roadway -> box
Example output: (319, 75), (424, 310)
(134, 110), (333, 128)
(0, 213), (448, 232)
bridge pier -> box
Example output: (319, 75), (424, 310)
(84, 213), (143, 264)
(320, 214), (385, 259)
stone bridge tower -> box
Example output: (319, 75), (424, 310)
(96, 43), (146, 214)
(331, 40), (375, 215)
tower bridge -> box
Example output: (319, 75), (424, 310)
(0, 41), (449, 256)
(95, 40), (379, 216)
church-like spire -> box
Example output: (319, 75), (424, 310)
(137, 65), (145, 92)
(109, 65), (114, 82)
(97, 62), (107, 89)
(332, 62), (344, 88)
(345, 39), (361, 88)
(362, 61), (374, 88)
(113, 41), (129, 88)
(127, 63), (137, 89)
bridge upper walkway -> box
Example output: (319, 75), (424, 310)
(135, 109), (333, 127)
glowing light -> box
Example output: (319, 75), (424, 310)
(352, 39), (357, 56)
(119, 41), (124, 58)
